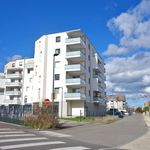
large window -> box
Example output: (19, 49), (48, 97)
(55, 74), (60, 80)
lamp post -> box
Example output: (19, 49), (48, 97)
(58, 87), (63, 118)
(52, 50), (60, 114)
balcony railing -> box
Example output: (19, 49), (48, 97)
(5, 82), (22, 87)
(93, 97), (103, 103)
(66, 51), (85, 59)
(4, 99), (21, 104)
(64, 92), (86, 100)
(5, 91), (21, 95)
(65, 64), (85, 72)
(65, 37), (86, 48)
(7, 73), (22, 78)
(0, 92), (4, 95)
(93, 74), (103, 83)
(66, 78), (86, 85)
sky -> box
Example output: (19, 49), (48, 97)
(0, 0), (150, 106)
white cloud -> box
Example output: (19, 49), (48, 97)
(105, 0), (150, 56)
(144, 87), (150, 93)
(106, 51), (150, 95)
(7, 55), (23, 62)
(103, 44), (128, 56)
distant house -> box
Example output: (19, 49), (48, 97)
(106, 95), (127, 111)
(0, 73), (5, 105)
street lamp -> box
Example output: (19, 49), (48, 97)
(52, 49), (60, 114)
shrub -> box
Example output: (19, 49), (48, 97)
(23, 107), (59, 129)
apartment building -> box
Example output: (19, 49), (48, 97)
(4, 58), (34, 107)
(107, 95), (127, 111)
(0, 73), (5, 105)
(1, 29), (106, 117)
(33, 29), (106, 117)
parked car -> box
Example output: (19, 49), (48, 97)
(118, 112), (124, 118)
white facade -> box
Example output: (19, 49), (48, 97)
(4, 59), (34, 106)
(33, 30), (106, 117)
(107, 95), (127, 111)
(0, 73), (5, 105)
(1, 29), (106, 117)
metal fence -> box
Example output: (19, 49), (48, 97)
(0, 105), (32, 121)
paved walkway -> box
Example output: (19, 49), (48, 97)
(120, 114), (150, 150)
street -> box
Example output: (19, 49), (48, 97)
(0, 123), (101, 150)
(0, 114), (148, 150)
(57, 114), (148, 148)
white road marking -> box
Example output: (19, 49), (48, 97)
(0, 133), (36, 137)
(0, 137), (48, 143)
(0, 141), (66, 150)
(50, 146), (90, 150)
(0, 128), (16, 131)
(39, 131), (71, 137)
(0, 131), (25, 134)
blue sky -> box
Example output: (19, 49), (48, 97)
(0, 0), (150, 106)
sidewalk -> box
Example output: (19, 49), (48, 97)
(120, 114), (150, 150)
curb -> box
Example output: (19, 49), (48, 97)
(143, 115), (150, 127)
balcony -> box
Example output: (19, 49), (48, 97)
(25, 63), (34, 68)
(0, 91), (4, 95)
(93, 97), (104, 103)
(66, 51), (85, 62)
(5, 91), (21, 96)
(93, 74), (103, 83)
(65, 64), (85, 74)
(7, 73), (22, 79)
(4, 99), (21, 104)
(65, 37), (86, 49)
(66, 78), (86, 87)
(5, 82), (22, 87)
(64, 93), (86, 100)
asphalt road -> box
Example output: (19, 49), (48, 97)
(57, 114), (148, 148)
(0, 122), (102, 150)
(0, 114), (148, 150)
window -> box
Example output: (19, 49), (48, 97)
(19, 62), (22, 66)
(55, 48), (60, 55)
(88, 67), (91, 72)
(56, 36), (61, 42)
(88, 55), (90, 61)
(55, 74), (60, 80)
(54, 88), (59, 94)
(89, 90), (91, 96)
(89, 78), (90, 84)
(27, 69), (32, 74)
(24, 96), (27, 104)
(88, 44), (90, 49)
(12, 63), (15, 67)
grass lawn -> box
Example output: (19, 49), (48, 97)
(62, 115), (120, 124)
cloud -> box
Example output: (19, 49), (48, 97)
(106, 51), (150, 95)
(144, 87), (150, 93)
(105, 0), (150, 56)
(103, 44), (128, 56)
(7, 55), (23, 62)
